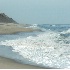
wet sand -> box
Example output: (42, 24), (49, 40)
(0, 23), (40, 34)
(0, 56), (45, 69)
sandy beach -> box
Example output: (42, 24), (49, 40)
(0, 56), (45, 69)
(0, 22), (44, 69)
(0, 22), (43, 69)
(0, 23), (40, 34)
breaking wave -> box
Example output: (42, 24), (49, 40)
(0, 29), (70, 69)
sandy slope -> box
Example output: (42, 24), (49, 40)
(0, 23), (40, 34)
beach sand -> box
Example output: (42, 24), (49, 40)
(0, 23), (40, 34)
(0, 23), (46, 69)
(0, 56), (45, 69)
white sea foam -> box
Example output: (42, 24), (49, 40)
(61, 29), (70, 34)
(25, 24), (38, 28)
(52, 25), (56, 27)
(0, 30), (70, 68)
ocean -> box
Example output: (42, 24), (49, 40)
(0, 24), (70, 69)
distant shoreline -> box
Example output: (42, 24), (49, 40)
(0, 23), (40, 35)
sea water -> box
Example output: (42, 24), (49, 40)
(0, 24), (70, 69)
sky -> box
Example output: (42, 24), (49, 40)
(0, 0), (70, 24)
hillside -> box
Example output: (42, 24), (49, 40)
(0, 13), (17, 23)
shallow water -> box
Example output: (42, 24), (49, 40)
(0, 24), (70, 69)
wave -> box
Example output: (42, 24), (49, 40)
(60, 29), (70, 38)
(61, 28), (70, 34)
(0, 30), (70, 68)
(25, 24), (47, 32)
(52, 25), (56, 27)
(25, 24), (39, 29)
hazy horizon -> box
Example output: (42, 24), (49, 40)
(0, 0), (70, 24)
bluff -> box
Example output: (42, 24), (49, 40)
(0, 13), (17, 23)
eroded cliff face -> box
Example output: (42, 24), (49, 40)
(0, 13), (17, 23)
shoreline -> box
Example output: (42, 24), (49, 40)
(0, 23), (44, 69)
(0, 56), (45, 69)
(0, 23), (41, 35)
